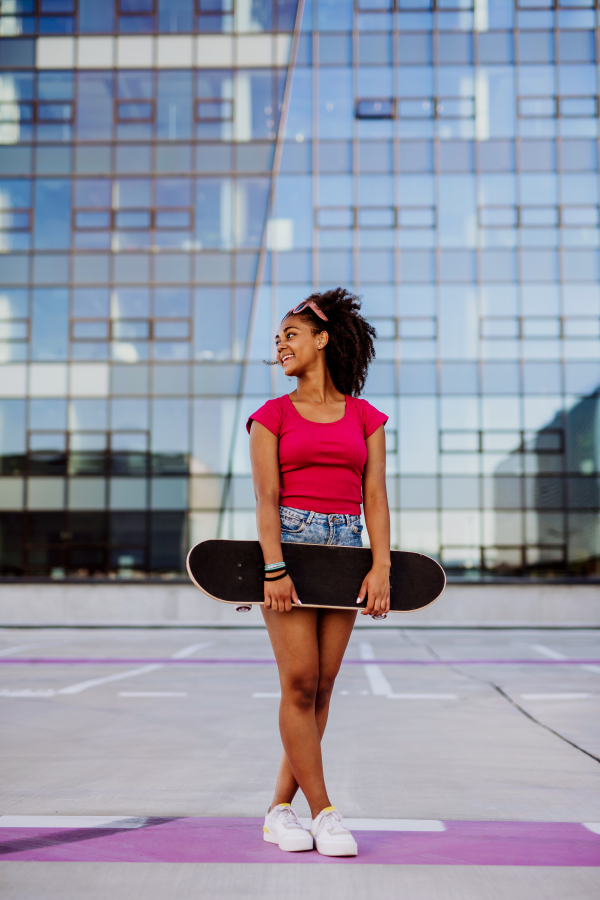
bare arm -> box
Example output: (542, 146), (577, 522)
(357, 425), (391, 617)
(249, 421), (300, 612)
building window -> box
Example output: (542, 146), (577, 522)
(196, 99), (233, 123)
(116, 101), (155, 124)
(356, 99), (394, 120)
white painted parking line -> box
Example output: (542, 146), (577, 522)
(0, 814), (446, 832)
(118, 691), (188, 697)
(359, 642), (395, 697)
(171, 643), (212, 659)
(0, 689), (56, 697)
(385, 693), (458, 699)
(57, 642), (212, 695)
(521, 693), (591, 700)
(298, 818), (446, 832)
(57, 663), (164, 695)
(0, 816), (149, 829)
(0, 644), (38, 658)
(583, 665), (600, 674)
(358, 643), (457, 699)
(529, 644), (567, 660)
(583, 823), (600, 835)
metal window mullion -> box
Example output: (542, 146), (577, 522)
(311, 26), (319, 290)
(352, 11), (360, 289)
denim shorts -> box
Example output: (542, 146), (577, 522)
(279, 506), (363, 548)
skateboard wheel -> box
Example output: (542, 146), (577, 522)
(236, 605), (252, 613)
(373, 614), (387, 620)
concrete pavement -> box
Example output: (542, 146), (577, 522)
(0, 626), (599, 897)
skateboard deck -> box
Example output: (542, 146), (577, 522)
(186, 540), (445, 613)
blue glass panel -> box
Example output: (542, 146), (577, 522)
(79, 0), (114, 31)
(120, 0), (154, 10)
(31, 289), (68, 360)
(158, 0), (194, 31)
(71, 342), (109, 360)
(157, 71), (192, 141)
(272, 177), (313, 251)
(72, 289), (110, 317)
(75, 180), (111, 209)
(112, 288), (150, 318)
(0, 399), (26, 457)
(241, 0), (272, 31)
(191, 399), (234, 472)
(119, 16), (155, 32)
(277, 0), (297, 29)
(117, 102), (153, 122)
(156, 178), (192, 207)
(0, 288), (28, 319)
(34, 180), (70, 249)
(151, 399), (189, 452)
(196, 71), (233, 139)
(77, 73), (113, 141)
(115, 179), (152, 208)
(69, 399), (108, 431)
(235, 178), (269, 248)
(197, 70), (231, 100)
(38, 72), (74, 100)
(317, 0), (352, 31)
(0, 73), (34, 103)
(30, 398), (66, 430)
(356, 99), (393, 119)
(196, 178), (227, 249)
(194, 287), (230, 360)
(111, 398), (149, 430)
(115, 210), (152, 229)
(246, 71), (277, 140)
(0, 39), (35, 68)
(155, 288), (190, 317)
(0, 179), (31, 209)
(1, 2), (35, 15)
(439, 287), (478, 360)
(40, 0), (74, 10)
(37, 102), (73, 122)
(117, 71), (153, 99)
(285, 68), (311, 142)
(318, 69), (353, 139)
(38, 17), (75, 33)
(397, 65), (433, 99)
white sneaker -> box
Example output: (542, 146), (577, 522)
(263, 803), (314, 852)
(311, 806), (357, 857)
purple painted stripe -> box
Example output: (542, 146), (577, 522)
(0, 657), (598, 666)
(1, 819), (598, 866)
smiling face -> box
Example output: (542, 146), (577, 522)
(275, 315), (329, 378)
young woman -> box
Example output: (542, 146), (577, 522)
(247, 287), (391, 857)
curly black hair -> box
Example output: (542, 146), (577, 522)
(286, 288), (377, 397)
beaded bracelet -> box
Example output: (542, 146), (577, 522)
(264, 562), (286, 571)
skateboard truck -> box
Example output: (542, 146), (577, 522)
(236, 605), (252, 613)
(373, 614), (387, 620)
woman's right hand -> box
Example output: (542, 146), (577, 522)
(264, 574), (301, 612)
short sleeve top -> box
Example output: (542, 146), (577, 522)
(246, 394), (388, 515)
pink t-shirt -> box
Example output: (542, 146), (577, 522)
(246, 394), (388, 515)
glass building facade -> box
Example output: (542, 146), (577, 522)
(0, 0), (599, 581)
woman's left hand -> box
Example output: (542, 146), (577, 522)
(357, 564), (391, 617)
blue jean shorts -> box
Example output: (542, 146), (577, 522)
(279, 506), (363, 548)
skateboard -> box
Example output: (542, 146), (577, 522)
(186, 540), (445, 614)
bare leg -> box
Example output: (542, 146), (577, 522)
(262, 606), (357, 818)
